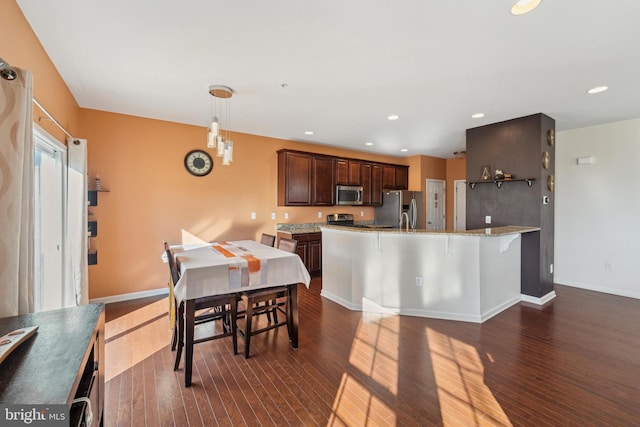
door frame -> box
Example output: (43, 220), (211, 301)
(454, 179), (467, 231)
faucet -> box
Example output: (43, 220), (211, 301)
(401, 212), (410, 232)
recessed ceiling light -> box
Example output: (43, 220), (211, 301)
(400, 148), (409, 152)
(365, 142), (374, 146)
(472, 113), (485, 119)
(387, 115), (399, 121)
(511, 0), (542, 15)
(304, 131), (314, 135)
(587, 86), (608, 94)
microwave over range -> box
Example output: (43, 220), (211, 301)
(336, 185), (363, 205)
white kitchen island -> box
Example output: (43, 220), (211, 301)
(320, 225), (540, 323)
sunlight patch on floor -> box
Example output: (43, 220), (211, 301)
(426, 327), (512, 426)
(105, 298), (172, 381)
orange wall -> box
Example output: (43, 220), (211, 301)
(79, 109), (416, 298)
(445, 157), (467, 229)
(0, 1), (80, 141)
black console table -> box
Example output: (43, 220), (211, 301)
(0, 304), (105, 426)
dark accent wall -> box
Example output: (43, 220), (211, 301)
(466, 113), (555, 298)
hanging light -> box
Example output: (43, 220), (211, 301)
(207, 85), (234, 164)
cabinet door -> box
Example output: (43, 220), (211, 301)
(312, 156), (335, 205)
(382, 165), (396, 189)
(336, 159), (349, 185)
(309, 239), (322, 274)
(278, 151), (312, 205)
(348, 160), (361, 185)
(395, 166), (409, 190)
(296, 241), (309, 271)
(371, 164), (383, 205)
(360, 163), (372, 205)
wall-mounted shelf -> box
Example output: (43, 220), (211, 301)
(88, 187), (109, 266)
(468, 178), (535, 189)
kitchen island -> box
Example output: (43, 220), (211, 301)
(320, 225), (539, 323)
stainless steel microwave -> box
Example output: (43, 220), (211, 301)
(336, 185), (363, 205)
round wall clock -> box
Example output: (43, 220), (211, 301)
(184, 149), (213, 177)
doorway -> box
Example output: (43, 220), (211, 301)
(426, 179), (446, 230)
(34, 127), (68, 312)
(454, 180), (467, 231)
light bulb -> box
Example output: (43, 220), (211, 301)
(210, 117), (219, 137)
(217, 137), (225, 157)
(207, 131), (216, 148)
(222, 146), (231, 165)
(227, 140), (233, 162)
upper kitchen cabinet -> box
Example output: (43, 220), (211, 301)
(336, 159), (361, 186)
(278, 150), (335, 206)
(361, 163), (383, 206)
(382, 165), (409, 190)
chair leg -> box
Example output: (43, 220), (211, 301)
(185, 299), (195, 387)
(174, 303), (184, 371)
(170, 324), (177, 351)
(244, 298), (253, 358)
(231, 297), (238, 355)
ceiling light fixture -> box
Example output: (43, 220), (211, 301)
(587, 86), (608, 94)
(511, 0), (542, 15)
(471, 113), (485, 119)
(207, 85), (234, 165)
(400, 148), (409, 152)
(453, 150), (466, 158)
(304, 131), (314, 135)
(387, 115), (399, 121)
(365, 142), (374, 146)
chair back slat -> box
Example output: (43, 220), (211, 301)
(260, 233), (276, 247)
(277, 237), (298, 254)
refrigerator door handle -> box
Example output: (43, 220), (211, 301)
(410, 198), (417, 229)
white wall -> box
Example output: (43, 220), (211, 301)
(555, 118), (640, 298)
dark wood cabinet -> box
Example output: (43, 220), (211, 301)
(312, 156), (335, 205)
(336, 159), (361, 186)
(0, 304), (105, 427)
(361, 163), (383, 206)
(382, 165), (408, 190)
(278, 150), (334, 206)
(278, 232), (322, 276)
(278, 149), (406, 205)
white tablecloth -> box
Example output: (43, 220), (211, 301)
(170, 240), (311, 304)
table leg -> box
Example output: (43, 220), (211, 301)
(185, 299), (195, 387)
(287, 284), (299, 349)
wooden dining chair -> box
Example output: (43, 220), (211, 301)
(259, 233), (276, 247)
(164, 241), (238, 373)
(238, 237), (298, 358)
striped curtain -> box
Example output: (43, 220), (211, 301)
(0, 67), (34, 317)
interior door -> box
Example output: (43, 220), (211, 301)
(454, 180), (467, 231)
(426, 179), (445, 231)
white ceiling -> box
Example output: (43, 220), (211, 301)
(17, 0), (640, 158)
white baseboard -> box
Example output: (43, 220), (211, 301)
(89, 287), (168, 305)
(521, 291), (557, 305)
(554, 277), (640, 300)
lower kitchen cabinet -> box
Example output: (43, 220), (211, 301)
(277, 232), (322, 276)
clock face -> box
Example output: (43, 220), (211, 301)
(184, 150), (213, 176)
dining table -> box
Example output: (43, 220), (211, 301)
(168, 239), (311, 386)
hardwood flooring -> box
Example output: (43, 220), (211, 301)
(104, 280), (640, 426)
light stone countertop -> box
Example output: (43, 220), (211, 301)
(320, 225), (540, 236)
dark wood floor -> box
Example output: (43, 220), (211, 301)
(104, 280), (640, 426)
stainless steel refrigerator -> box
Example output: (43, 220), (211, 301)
(374, 190), (424, 229)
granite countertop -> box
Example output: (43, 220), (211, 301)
(320, 225), (540, 236)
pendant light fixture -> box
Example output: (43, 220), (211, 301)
(207, 85), (234, 165)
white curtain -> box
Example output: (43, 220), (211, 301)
(66, 138), (88, 305)
(0, 67), (34, 317)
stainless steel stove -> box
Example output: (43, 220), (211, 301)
(326, 213), (354, 226)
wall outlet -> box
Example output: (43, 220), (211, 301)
(550, 263), (554, 274)
(485, 215), (491, 224)
(250, 212), (257, 220)
(271, 212), (276, 220)
(416, 276), (423, 286)
(318, 211), (323, 219)
(361, 211), (364, 217)
(284, 212), (289, 220)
